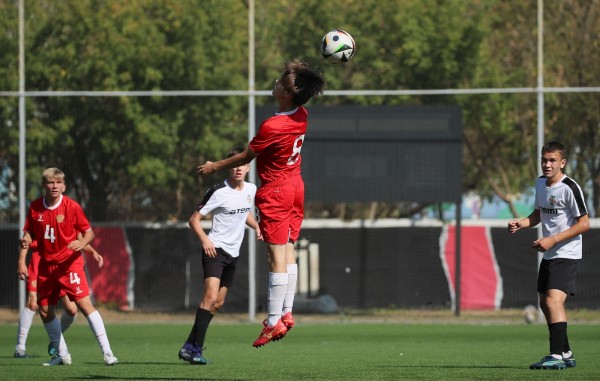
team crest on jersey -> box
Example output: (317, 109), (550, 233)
(548, 196), (559, 206)
(37, 214), (43, 222)
(246, 195), (252, 204)
(56, 214), (65, 223)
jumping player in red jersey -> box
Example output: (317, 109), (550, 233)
(198, 60), (325, 347)
(17, 167), (117, 366)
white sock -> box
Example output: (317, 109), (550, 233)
(44, 317), (69, 356)
(267, 272), (288, 327)
(15, 307), (36, 351)
(87, 310), (113, 355)
(283, 264), (298, 314)
(60, 312), (76, 333)
(562, 351), (572, 358)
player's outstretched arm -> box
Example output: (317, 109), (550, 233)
(197, 147), (256, 177)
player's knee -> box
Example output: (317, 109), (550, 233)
(39, 308), (54, 322)
(213, 299), (225, 311)
(200, 297), (218, 310)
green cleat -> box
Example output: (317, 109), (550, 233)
(529, 355), (566, 370)
(43, 353), (72, 366)
(48, 342), (57, 357)
(563, 354), (576, 368)
(190, 349), (208, 366)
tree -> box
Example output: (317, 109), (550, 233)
(1, 0), (597, 222)
(544, 1), (600, 216)
(18, 0), (250, 221)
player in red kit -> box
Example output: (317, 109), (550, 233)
(14, 238), (104, 359)
(17, 167), (117, 366)
(198, 60), (325, 347)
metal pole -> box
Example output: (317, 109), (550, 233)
(454, 200), (462, 316)
(536, 0), (545, 321)
(247, 0), (257, 322)
(17, 0), (26, 314)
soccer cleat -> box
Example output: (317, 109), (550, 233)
(104, 353), (118, 365)
(178, 343), (194, 362)
(252, 319), (287, 348)
(529, 355), (566, 370)
(43, 353), (72, 366)
(190, 349), (208, 365)
(563, 354), (576, 368)
(48, 342), (57, 357)
(14, 349), (29, 359)
(281, 312), (295, 330)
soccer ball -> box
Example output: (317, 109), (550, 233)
(523, 304), (537, 324)
(320, 29), (355, 63)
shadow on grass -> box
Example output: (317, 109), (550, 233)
(380, 364), (523, 370)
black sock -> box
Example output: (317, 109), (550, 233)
(563, 333), (571, 354)
(193, 308), (214, 348)
(548, 322), (567, 356)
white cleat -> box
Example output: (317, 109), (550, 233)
(14, 349), (29, 358)
(104, 353), (118, 366)
(43, 353), (72, 366)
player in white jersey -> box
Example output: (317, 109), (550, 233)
(178, 147), (262, 365)
(508, 141), (589, 370)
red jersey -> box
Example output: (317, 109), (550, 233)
(23, 194), (91, 264)
(249, 106), (308, 184)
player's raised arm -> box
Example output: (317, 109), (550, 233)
(197, 147), (255, 177)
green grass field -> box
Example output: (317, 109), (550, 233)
(2, 321), (600, 380)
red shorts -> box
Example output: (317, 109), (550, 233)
(26, 252), (66, 297)
(37, 254), (89, 306)
(255, 175), (304, 245)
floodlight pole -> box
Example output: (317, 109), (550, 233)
(536, 0), (545, 322)
(454, 200), (462, 316)
(17, 0), (26, 314)
(247, 0), (257, 323)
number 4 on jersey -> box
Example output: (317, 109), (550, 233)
(44, 225), (56, 243)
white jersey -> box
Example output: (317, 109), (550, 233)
(197, 180), (257, 258)
(535, 174), (588, 260)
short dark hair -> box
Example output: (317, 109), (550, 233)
(227, 147), (244, 158)
(542, 141), (566, 160)
(280, 60), (325, 106)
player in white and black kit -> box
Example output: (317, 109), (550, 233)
(508, 141), (590, 370)
(178, 147), (262, 365)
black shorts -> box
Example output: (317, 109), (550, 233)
(202, 247), (238, 288)
(537, 258), (580, 296)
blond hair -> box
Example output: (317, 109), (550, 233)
(42, 167), (65, 183)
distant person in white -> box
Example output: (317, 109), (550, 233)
(178, 147), (262, 365)
(508, 141), (589, 370)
